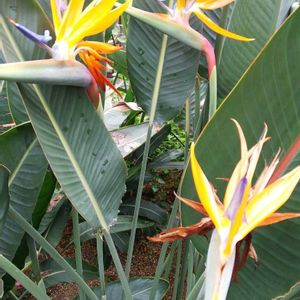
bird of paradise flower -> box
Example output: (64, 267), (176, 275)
(124, 0), (253, 119)
(149, 120), (300, 300)
(9, 0), (131, 107)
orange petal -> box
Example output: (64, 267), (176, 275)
(258, 212), (300, 227)
(175, 192), (208, 216)
(77, 41), (122, 54)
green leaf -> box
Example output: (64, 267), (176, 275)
(111, 123), (170, 158)
(104, 102), (142, 132)
(0, 166), (9, 235)
(18, 84), (127, 229)
(78, 216), (154, 243)
(112, 232), (130, 252)
(38, 193), (65, 234)
(43, 200), (71, 248)
(217, 0), (294, 98)
(32, 169), (56, 229)
(108, 50), (128, 77)
(0, 83), (13, 133)
(127, 0), (201, 122)
(40, 258), (98, 288)
(75, 278), (169, 300)
(181, 8), (300, 299)
(120, 200), (168, 225)
(0, 124), (48, 274)
(6, 82), (28, 124)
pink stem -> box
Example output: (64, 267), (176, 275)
(201, 36), (216, 78)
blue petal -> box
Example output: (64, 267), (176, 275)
(9, 19), (52, 45)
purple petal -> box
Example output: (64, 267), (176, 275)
(56, 0), (67, 14)
(224, 177), (248, 222)
(9, 19), (52, 45)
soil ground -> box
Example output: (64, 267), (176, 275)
(22, 170), (182, 299)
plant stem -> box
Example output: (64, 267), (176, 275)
(125, 33), (169, 278)
(71, 208), (85, 300)
(96, 234), (106, 298)
(185, 97), (191, 163)
(162, 241), (177, 279)
(215, 5), (232, 68)
(149, 199), (179, 300)
(208, 66), (217, 119)
(187, 241), (195, 294)
(201, 36), (217, 120)
(0, 254), (50, 300)
(8, 207), (98, 300)
(171, 240), (182, 300)
(177, 238), (190, 300)
(104, 232), (132, 299)
(193, 75), (202, 140)
(186, 272), (205, 300)
(26, 235), (46, 293)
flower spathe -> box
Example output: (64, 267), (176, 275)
(191, 120), (300, 299)
(190, 120), (300, 261)
(10, 0), (131, 107)
(50, 0), (131, 103)
(159, 0), (253, 42)
(149, 120), (300, 299)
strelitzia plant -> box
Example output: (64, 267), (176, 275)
(150, 120), (300, 300)
(124, 0), (253, 118)
(0, 0), (131, 108)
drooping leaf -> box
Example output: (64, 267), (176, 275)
(18, 84), (127, 229)
(181, 8), (300, 299)
(127, 0), (201, 122)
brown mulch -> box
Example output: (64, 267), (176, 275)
(23, 170), (182, 299)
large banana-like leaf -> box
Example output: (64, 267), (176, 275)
(0, 124), (48, 274)
(181, 8), (300, 299)
(1, 2), (127, 229)
(127, 0), (201, 122)
(18, 84), (127, 229)
(217, 0), (294, 98)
